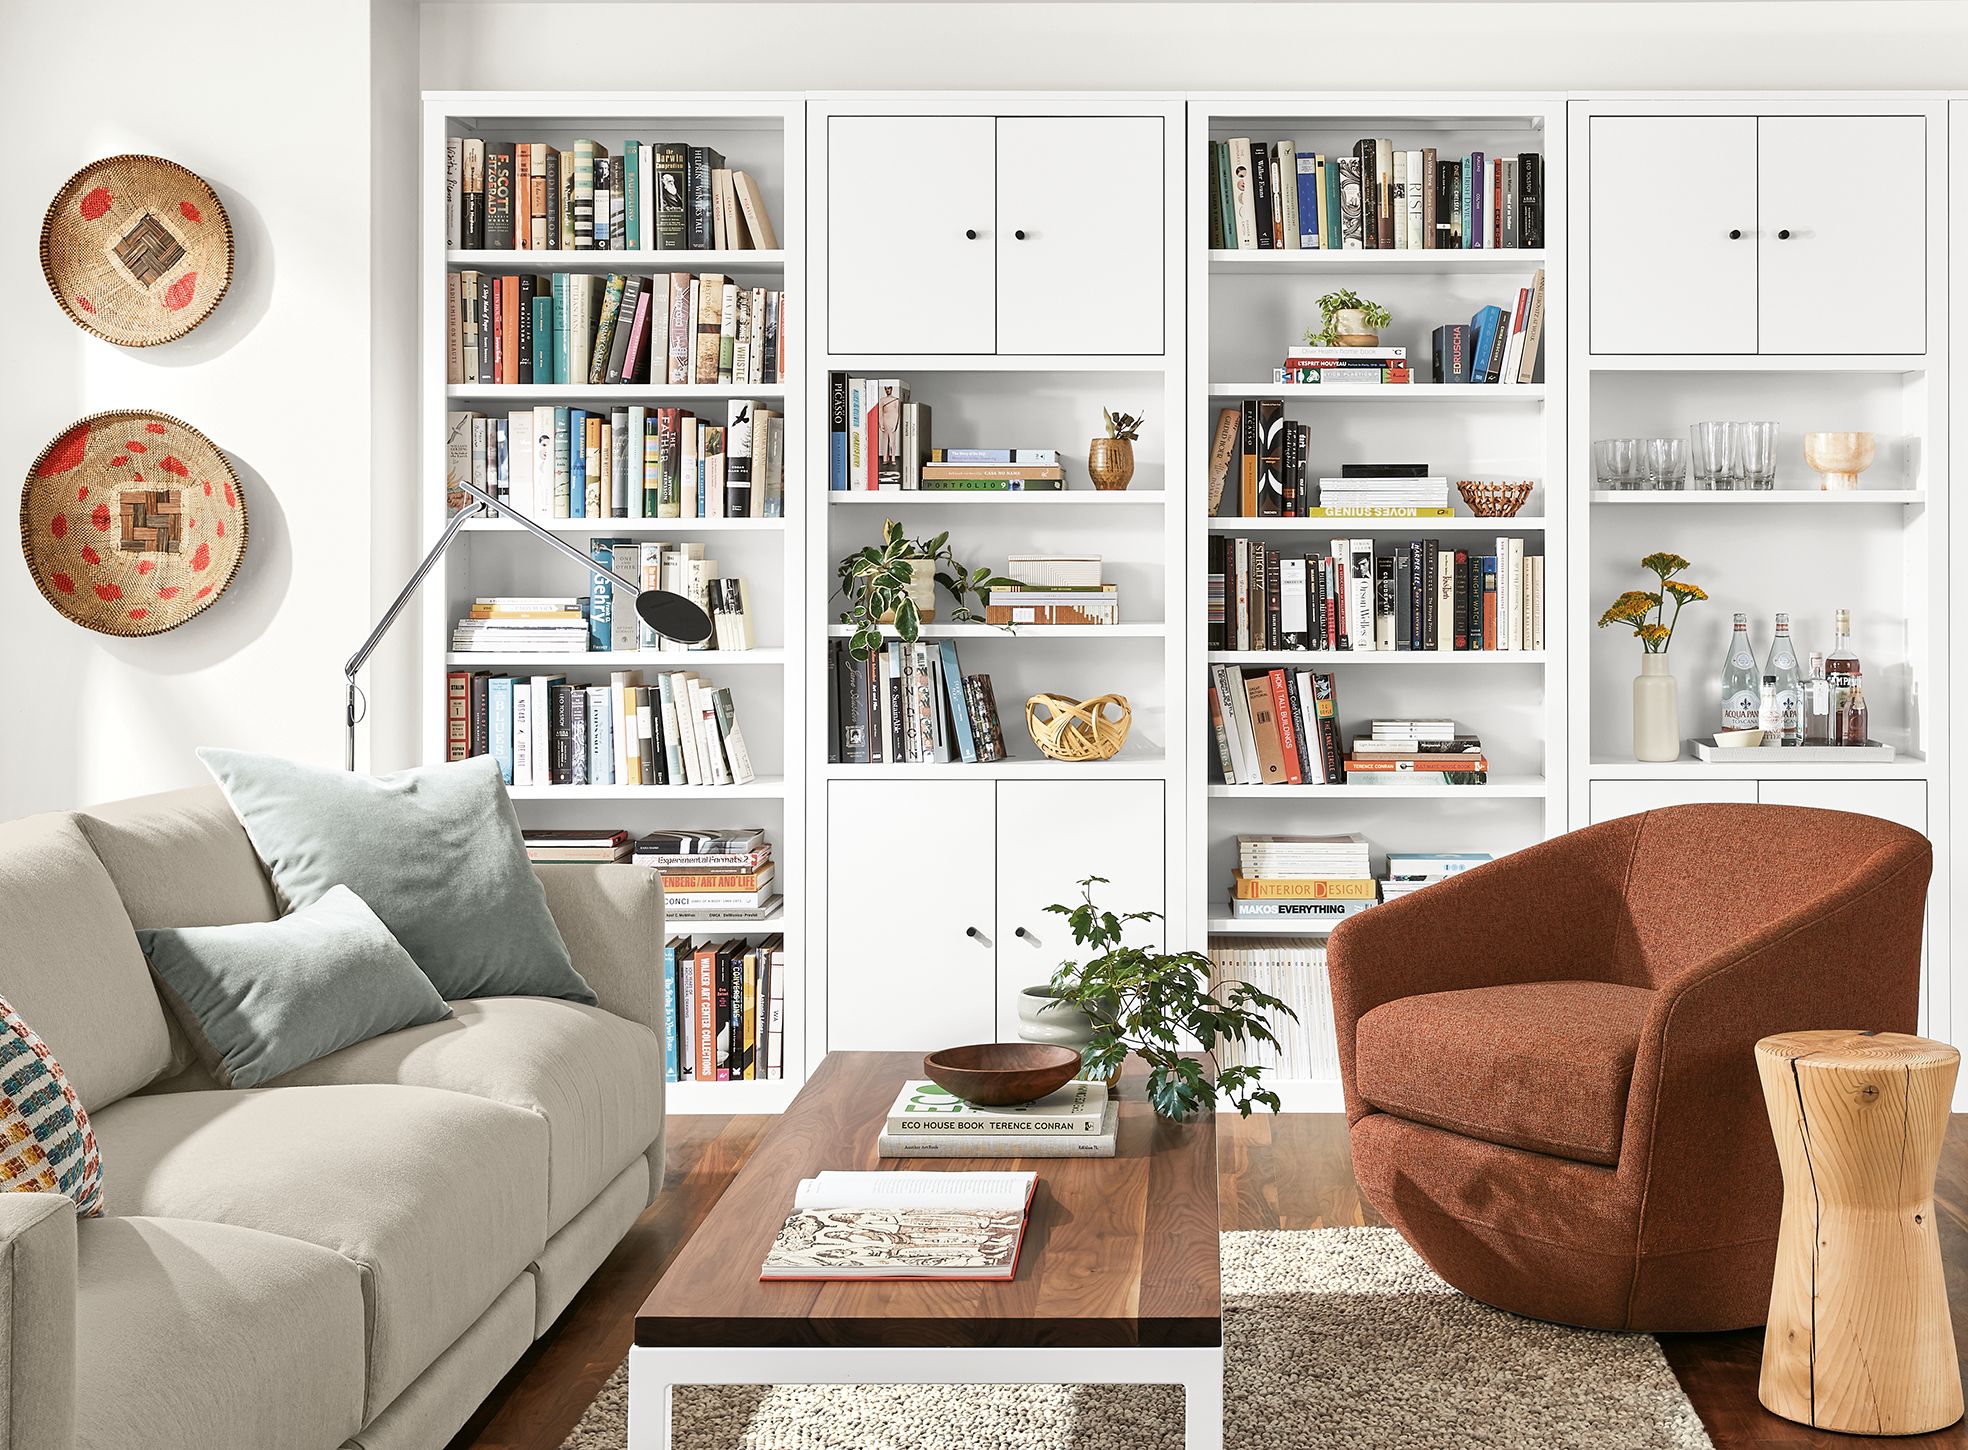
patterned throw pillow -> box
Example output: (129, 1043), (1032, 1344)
(0, 995), (102, 1216)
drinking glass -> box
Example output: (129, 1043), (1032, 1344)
(1740, 421), (1779, 490)
(1595, 438), (1647, 491)
(1647, 436), (1687, 491)
(1692, 421), (1738, 491)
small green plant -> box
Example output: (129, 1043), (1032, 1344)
(1045, 877), (1296, 1120)
(834, 519), (1020, 662)
(1597, 551), (1708, 655)
(1101, 407), (1144, 441)
(1306, 288), (1393, 346)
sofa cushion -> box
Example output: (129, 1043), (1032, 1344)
(1355, 980), (1653, 1167)
(0, 994), (103, 1214)
(76, 785), (279, 930)
(0, 812), (171, 1111)
(88, 1082), (548, 1416)
(76, 1215), (366, 1450)
(137, 885), (453, 1088)
(268, 996), (663, 1236)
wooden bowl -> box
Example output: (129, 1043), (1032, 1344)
(922, 1042), (1083, 1106)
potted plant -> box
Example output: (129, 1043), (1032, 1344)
(1307, 288), (1392, 347)
(1043, 876), (1296, 1120)
(1088, 408), (1143, 490)
(1598, 551), (1708, 762)
(835, 519), (1020, 662)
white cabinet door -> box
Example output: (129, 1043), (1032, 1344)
(827, 115), (996, 355)
(1758, 115), (1926, 354)
(1590, 779), (1760, 825)
(995, 116), (1165, 355)
(1755, 778), (1926, 833)
(993, 780), (1165, 1041)
(1589, 116), (1758, 354)
(826, 780), (997, 1051)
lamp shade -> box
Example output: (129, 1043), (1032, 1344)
(635, 588), (714, 645)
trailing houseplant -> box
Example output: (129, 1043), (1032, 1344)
(1044, 876), (1296, 1120)
(1307, 288), (1392, 347)
(834, 518), (1020, 662)
(1597, 551), (1708, 762)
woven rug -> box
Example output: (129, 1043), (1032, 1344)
(560, 1227), (1712, 1449)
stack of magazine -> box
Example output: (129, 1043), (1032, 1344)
(761, 1171), (1038, 1281)
(877, 1078), (1119, 1158)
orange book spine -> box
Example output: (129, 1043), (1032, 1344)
(1265, 669), (1303, 785)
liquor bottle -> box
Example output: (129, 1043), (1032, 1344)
(1802, 651), (1834, 746)
(1825, 609), (1862, 745)
(1764, 612), (1802, 745)
(1720, 612), (1760, 732)
(1840, 680), (1870, 746)
(1757, 675), (1783, 740)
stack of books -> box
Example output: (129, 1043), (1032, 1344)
(826, 639), (1008, 766)
(1229, 833), (1376, 927)
(451, 597), (587, 654)
(1344, 721), (1489, 785)
(985, 553), (1116, 625)
(921, 448), (1064, 493)
(521, 828), (631, 863)
(762, 1172), (1037, 1280)
(1430, 269), (1546, 385)
(1280, 345), (1410, 386)
(1381, 850), (1494, 901)
(662, 933), (785, 1082)
(877, 1079), (1119, 1158)
(635, 828), (779, 919)
(1316, 469), (1450, 515)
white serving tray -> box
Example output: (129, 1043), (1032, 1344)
(1689, 737), (1897, 763)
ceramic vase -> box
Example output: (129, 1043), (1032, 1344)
(1088, 437), (1134, 490)
(1802, 431), (1877, 491)
(1332, 308), (1379, 345)
(1633, 654), (1680, 762)
(876, 563), (937, 623)
(1016, 987), (1095, 1049)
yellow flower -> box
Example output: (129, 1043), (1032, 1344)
(1663, 580), (1708, 603)
(1596, 590), (1659, 629)
(1639, 623), (1670, 645)
(1641, 551), (1692, 579)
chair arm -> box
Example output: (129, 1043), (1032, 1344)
(1327, 817), (1639, 1120)
(0, 1195), (77, 1450)
(534, 861), (665, 1036)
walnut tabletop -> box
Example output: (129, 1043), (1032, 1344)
(635, 1051), (1222, 1350)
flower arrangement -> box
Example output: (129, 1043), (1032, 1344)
(1597, 551), (1708, 654)
(1101, 407), (1144, 441)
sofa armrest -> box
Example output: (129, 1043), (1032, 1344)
(0, 1195), (77, 1450)
(1327, 817), (1640, 1120)
(534, 862), (665, 1035)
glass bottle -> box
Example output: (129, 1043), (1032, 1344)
(1720, 612), (1760, 732)
(1825, 609), (1862, 746)
(1757, 675), (1783, 741)
(1764, 613), (1802, 745)
(1802, 651), (1834, 746)
(1840, 680), (1870, 746)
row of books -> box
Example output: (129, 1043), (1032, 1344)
(596, 541), (756, 652)
(446, 667), (757, 787)
(1209, 536), (1546, 653)
(763, 1171), (1037, 1281)
(1427, 271), (1547, 385)
(877, 1080), (1118, 1159)
(662, 934), (787, 1085)
(1209, 666), (1491, 788)
(1208, 138), (1544, 251)
(447, 138), (778, 252)
(447, 271), (786, 388)
(447, 403), (784, 522)
(1209, 940), (1339, 1080)
(825, 639), (1009, 766)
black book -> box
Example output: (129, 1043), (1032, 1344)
(569, 689), (588, 785)
(1448, 159), (1463, 247)
(1518, 154), (1543, 249)
(1279, 418), (1298, 517)
(1342, 463), (1430, 478)
(1374, 553), (1396, 650)
(1432, 161), (1453, 249)
(1394, 551), (1413, 650)
(1407, 539), (1425, 650)
(686, 146), (725, 250)
(1354, 140), (1378, 249)
(651, 143), (688, 251)
(550, 682), (574, 784)
(1422, 540), (1439, 650)
(516, 274), (535, 385)
(462, 146), (485, 250)
(1207, 142), (1226, 250)
(713, 945), (733, 1077)
(1431, 324), (1470, 384)
(476, 273), (495, 384)
(469, 672), (490, 756)
(762, 292), (779, 383)
(484, 142), (516, 251)
(826, 641), (842, 763)
(841, 646), (870, 764)
(886, 648), (906, 762)
(1483, 320), (1509, 385)
(542, 150), (561, 251)
(1265, 547), (1281, 651)
(1284, 668), (1315, 781)
(605, 274), (643, 384)
(1452, 551), (1470, 650)
(1249, 141), (1274, 249)
(1255, 399), (1285, 516)
(1311, 672), (1344, 783)
(1207, 536), (1227, 651)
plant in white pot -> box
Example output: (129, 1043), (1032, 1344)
(1307, 288), (1392, 347)
(1597, 551), (1708, 763)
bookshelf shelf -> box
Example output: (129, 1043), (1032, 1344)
(1208, 776), (1547, 799)
(828, 491), (1168, 507)
(1588, 354), (1931, 374)
(1207, 383), (1547, 402)
(1209, 248), (1546, 276)
(827, 623), (1168, 640)
(447, 384), (785, 403)
(1586, 755), (1931, 782)
(445, 649), (785, 667)
(1207, 650), (1547, 666)
(461, 517), (786, 533)
(817, 353), (1169, 374)
(666, 911), (785, 934)
(1205, 917), (1349, 937)
(503, 777), (786, 800)
(1589, 490), (1925, 506)
(446, 248), (785, 273)
(1208, 516), (1545, 533)
(823, 758), (1169, 781)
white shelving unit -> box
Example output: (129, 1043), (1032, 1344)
(1188, 95), (1568, 1109)
(418, 93), (806, 1113)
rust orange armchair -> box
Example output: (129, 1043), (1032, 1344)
(1327, 803), (1931, 1332)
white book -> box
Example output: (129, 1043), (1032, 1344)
(445, 138), (462, 249)
(1222, 664), (1264, 785)
(1406, 149), (1425, 249)
(637, 142), (655, 252)
(1227, 137), (1258, 249)
(1276, 140), (1300, 249)
(529, 676), (552, 786)
(1495, 535), (1513, 652)
(1390, 149), (1407, 250)
(505, 410), (534, 518)
(609, 675), (632, 785)
(716, 689), (757, 784)
(673, 673), (707, 785)
(1278, 556), (1307, 640)
(1210, 664), (1256, 786)
(694, 681), (732, 785)
(512, 684), (534, 785)
(1437, 549), (1453, 651)
(1348, 539), (1374, 653)
(1509, 539), (1527, 651)
(1294, 670), (1326, 784)
(585, 685), (613, 784)
(1532, 554), (1546, 651)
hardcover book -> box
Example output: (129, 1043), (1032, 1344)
(760, 1171), (1037, 1281)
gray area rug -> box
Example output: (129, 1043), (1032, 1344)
(563, 1227), (1713, 1449)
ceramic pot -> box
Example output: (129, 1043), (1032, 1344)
(1332, 308), (1379, 346)
(876, 563), (937, 624)
(1016, 987), (1095, 1049)
(1803, 431), (1877, 491)
(1088, 436), (1135, 490)
(1633, 654), (1680, 762)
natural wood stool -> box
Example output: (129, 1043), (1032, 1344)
(1755, 1030), (1963, 1435)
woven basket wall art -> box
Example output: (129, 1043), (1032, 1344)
(1026, 692), (1132, 762)
(41, 155), (233, 346)
(20, 410), (247, 636)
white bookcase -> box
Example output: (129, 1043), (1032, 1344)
(418, 93), (806, 1111)
(1567, 95), (1951, 1048)
(1187, 96), (1568, 1110)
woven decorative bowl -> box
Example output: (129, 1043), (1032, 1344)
(1456, 480), (1535, 517)
(41, 155), (233, 346)
(20, 410), (247, 636)
(1026, 692), (1131, 762)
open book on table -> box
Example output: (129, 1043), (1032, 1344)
(760, 1170), (1038, 1282)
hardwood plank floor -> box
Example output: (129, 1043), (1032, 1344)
(452, 1114), (1968, 1450)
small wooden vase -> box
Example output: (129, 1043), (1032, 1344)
(1088, 437), (1134, 490)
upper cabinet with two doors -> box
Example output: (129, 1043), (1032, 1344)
(1587, 109), (1930, 355)
(824, 110), (1168, 356)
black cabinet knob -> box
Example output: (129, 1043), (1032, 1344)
(1728, 228), (1742, 239)
(1014, 229), (1027, 240)
(965, 229), (977, 240)
(1014, 926), (1029, 940)
(965, 926), (980, 938)
(1777, 228), (1792, 240)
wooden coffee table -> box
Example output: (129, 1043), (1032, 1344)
(631, 1051), (1224, 1449)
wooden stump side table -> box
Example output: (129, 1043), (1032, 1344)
(1755, 1029), (1963, 1435)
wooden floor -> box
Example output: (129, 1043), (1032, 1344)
(452, 1113), (1968, 1450)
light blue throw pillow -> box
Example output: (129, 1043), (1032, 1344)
(137, 885), (453, 1088)
(197, 749), (595, 1004)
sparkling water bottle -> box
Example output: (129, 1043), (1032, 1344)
(1720, 613), (1760, 733)
(1764, 613), (1802, 745)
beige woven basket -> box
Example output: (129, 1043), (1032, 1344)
(1026, 693), (1132, 762)
(41, 155), (233, 346)
(20, 410), (247, 636)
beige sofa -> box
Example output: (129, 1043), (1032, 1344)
(0, 785), (667, 1450)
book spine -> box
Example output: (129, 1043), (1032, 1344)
(661, 945), (680, 1083)
(876, 1133), (1117, 1158)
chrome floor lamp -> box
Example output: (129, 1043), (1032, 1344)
(343, 479), (713, 769)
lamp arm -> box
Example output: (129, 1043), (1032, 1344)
(455, 480), (645, 595)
